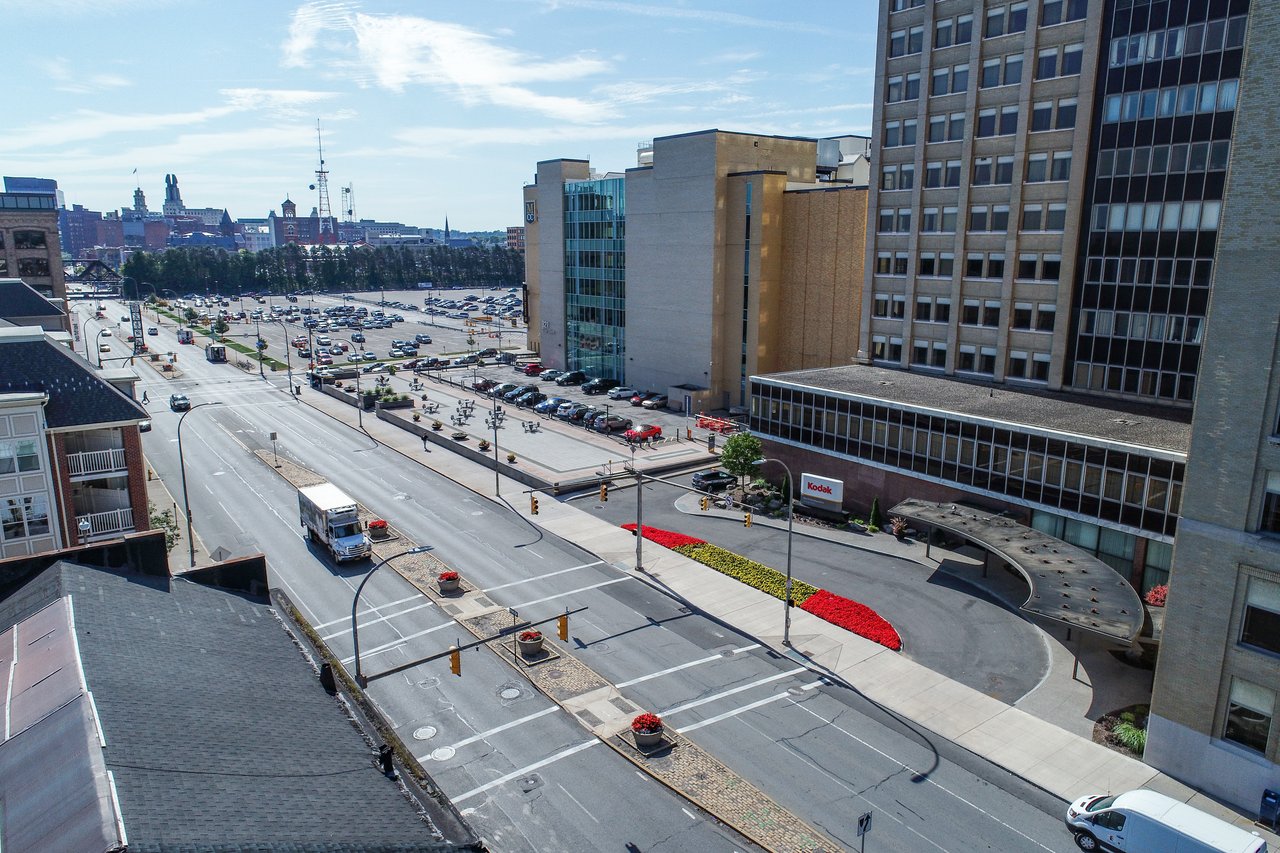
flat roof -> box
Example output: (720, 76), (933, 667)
(756, 364), (1192, 454)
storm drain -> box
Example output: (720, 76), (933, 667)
(412, 725), (438, 741)
(500, 686), (522, 701)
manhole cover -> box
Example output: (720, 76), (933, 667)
(545, 668), (564, 680)
(417, 676), (440, 689)
(593, 642), (611, 654)
(412, 726), (438, 741)
(431, 746), (456, 761)
(519, 774), (543, 793)
(500, 687), (522, 700)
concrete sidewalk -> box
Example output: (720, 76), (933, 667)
(285, 375), (1278, 843)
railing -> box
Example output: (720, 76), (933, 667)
(76, 507), (135, 538)
(66, 447), (127, 478)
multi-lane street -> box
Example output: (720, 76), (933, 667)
(116, 297), (1079, 852)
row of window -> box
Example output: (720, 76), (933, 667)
(1034, 43), (1084, 80)
(980, 53), (1023, 89)
(1096, 140), (1230, 179)
(1079, 310), (1205, 345)
(875, 250), (1063, 284)
(0, 195), (56, 210)
(1071, 362), (1196, 403)
(1108, 15), (1247, 69)
(1102, 79), (1239, 123)
(878, 202), (1065, 235)
(889, 0), (1084, 58)
(750, 379), (1181, 536)
(927, 112), (967, 143)
(1091, 200), (1223, 233)
(1083, 256), (1214, 289)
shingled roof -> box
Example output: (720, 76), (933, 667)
(0, 277), (64, 319)
(0, 560), (454, 850)
(0, 328), (146, 428)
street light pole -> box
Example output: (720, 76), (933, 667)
(79, 311), (94, 359)
(754, 457), (795, 646)
(255, 318), (265, 379)
(178, 402), (222, 567)
(352, 545), (431, 686)
(272, 319), (294, 396)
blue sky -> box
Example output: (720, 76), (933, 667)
(9, 0), (878, 230)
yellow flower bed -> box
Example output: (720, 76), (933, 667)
(674, 542), (818, 604)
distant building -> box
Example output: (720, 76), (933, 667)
(237, 217), (277, 252)
(270, 198), (337, 246)
(0, 178), (67, 307)
(506, 226), (525, 252)
(523, 129), (868, 406)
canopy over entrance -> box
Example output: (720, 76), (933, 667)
(890, 499), (1145, 643)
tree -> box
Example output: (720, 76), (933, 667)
(148, 502), (181, 553)
(211, 317), (229, 338)
(720, 432), (764, 493)
(868, 497), (884, 531)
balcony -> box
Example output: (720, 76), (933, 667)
(67, 447), (127, 479)
(76, 507), (135, 539)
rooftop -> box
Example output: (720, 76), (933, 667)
(0, 327), (147, 429)
(758, 364), (1192, 454)
(0, 277), (65, 319)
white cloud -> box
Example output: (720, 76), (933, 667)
(220, 88), (340, 115)
(543, 0), (838, 35)
(283, 2), (613, 122)
(40, 58), (132, 94)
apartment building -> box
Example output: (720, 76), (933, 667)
(1145, 0), (1278, 811)
(0, 327), (151, 557)
(0, 178), (67, 308)
(523, 130), (867, 409)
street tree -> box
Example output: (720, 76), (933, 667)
(720, 432), (764, 494)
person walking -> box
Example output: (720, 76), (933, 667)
(141, 390), (149, 404)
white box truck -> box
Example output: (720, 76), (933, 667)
(1066, 789), (1268, 853)
(299, 483), (371, 562)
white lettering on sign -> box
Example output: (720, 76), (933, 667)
(799, 474), (843, 506)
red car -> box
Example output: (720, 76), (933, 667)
(624, 423), (662, 443)
(521, 363), (545, 376)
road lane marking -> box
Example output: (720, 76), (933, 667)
(453, 739), (599, 802)
(786, 700), (1056, 852)
(313, 593), (421, 630)
(481, 560), (605, 592)
(660, 667), (807, 717)
(338, 621), (453, 664)
(511, 577), (630, 609)
(675, 680), (823, 734)
(418, 706), (561, 762)
(559, 784), (600, 823)
(321, 601), (435, 641)
(615, 644), (760, 688)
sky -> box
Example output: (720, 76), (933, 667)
(8, 0), (879, 231)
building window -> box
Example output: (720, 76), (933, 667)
(1057, 98), (1077, 129)
(1037, 303), (1057, 331)
(949, 112), (965, 140)
(999, 106), (1019, 135)
(17, 258), (50, 277)
(1046, 203), (1066, 231)
(1224, 678), (1274, 754)
(873, 293), (890, 317)
(1, 494), (50, 541)
(935, 297), (951, 321)
(1031, 353), (1051, 381)
(1036, 48), (1057, 79)
(1013, 303), (1033, 329)
(1061, 44), (1083, 75)
(1031, 101), (1053, 132)
(892, 294), (906, 317)
(1051, 152), (1072, 181)
(1242, 577), (1280, 656)
(1022, 204), (1043, 231)
(1041, 0), (1086, 26)
(1027, 153), (1048, 182)
(1261, 472), (1280, 534)
(977, 108), (996, 137)
(995, 156), (1014, 184)
(970, 206), (989, 232)
(979, 347), (997, 374)
(1008, 351), (1028, 378)
(962, 298), (980, 324)
(983, 300), (1001, 327)
(13, 230), (47, 249)
(0, 439), (39, 474)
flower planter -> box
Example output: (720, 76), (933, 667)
(631, 712), (664, 748)
(633, 727), (664, 748)
(517, 635), (544, 656)
(437, 577), (461, 593)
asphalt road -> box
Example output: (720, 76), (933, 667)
(122, 297), (1080, 852)
(582, 477), (1052, 705)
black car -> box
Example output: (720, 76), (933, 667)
(692, 469), (737, 492)
(581, 377), (619, 395)
(504, 385), (538, 402)
(515, 390), (546, 407)
(476, 347), (499, 358)
(555, 370), (587, 386)
(168, 394), (191, 412)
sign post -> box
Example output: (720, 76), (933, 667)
(857, 811), (872, 852)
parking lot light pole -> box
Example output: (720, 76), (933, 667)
(179, 402), (222, 567)
(272, 319), (294, 396)
(352, 545), (431, 687)
(753, 457), (795, 646)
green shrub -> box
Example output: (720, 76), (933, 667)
(674, 542), (818, 604)
(869, 497), (884, 530)
(1113, 721), (1147, 754)
(1119, 711), (1137, 725)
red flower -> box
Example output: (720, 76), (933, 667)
(631, 712), (663, 734)
(519, 630), (542, 642)
(368, 519), (388, 531)
(800, 590), (902, 651)
(1144, 584), (1168, 607)
(621, 523), (706, 549)
(438, 570), (460, 582)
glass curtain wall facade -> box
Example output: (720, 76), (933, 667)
(563, 178), (626, 381)
(749, 377), (1183, 542)
(1068, 0), (1248, 403)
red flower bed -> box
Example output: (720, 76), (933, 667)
(800, 590), (902, 651)
(438, 570), (460, 582)
(1144, 584), (1168, 607)
(621, 523), (706, 549)
(631, 712), (663, 733)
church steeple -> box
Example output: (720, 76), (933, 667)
(444, 215), (450, 241)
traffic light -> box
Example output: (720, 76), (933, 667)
(449, 646), (461, 676)
(530, 494), (540, 515)
(743, 512), (753, 528)
(599, 482), (609, 501)
(700, 496), (710, 512)
(558, 613), (569, 641)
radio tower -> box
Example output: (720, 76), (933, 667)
(341, 183), (356, 223)
(310, 119), (335, 244)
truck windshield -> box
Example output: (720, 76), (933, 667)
(1086, 796), (1117, 812)
(332, 523), (362, 538)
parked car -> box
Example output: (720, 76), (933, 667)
(607, 385), (638, 400)
(535, 396), (570, 414)
(641, 394), (669, 410)
(147, 327), (159, 336)
(99, 343), (111, 352)
(557, 402), (588, 421)
(415, 333), (433, 344)
(692, 469), (737, 492)
(361, 362), (388, 373)
(569, 405), (598, 424)
(351, 332), (365, 342)
(168, 394), (191, 412)
(624, 423), (662, 443)
(595, 414), (633, 434)
(516, 391), (546, 407)
(580, 410), (608, 429)
(472, 378), (498, 393)
(476, 347), (499, 358)
(389, 348), (406, 358)
(504, 385), (538, 402)
(581, 377), (619, 395)
(629, 390), (656, 406)
(489, 383), (520, 399)
(316, 354), (334, 365)
(521, 363), (545, 376)
(555, 370), (587, 386)
(361, 351), (377, 361)
(538, 369), (563, 382)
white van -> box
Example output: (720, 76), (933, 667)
(1067, 790), (1267, 853)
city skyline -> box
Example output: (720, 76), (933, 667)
(10, 0), (877, 230)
